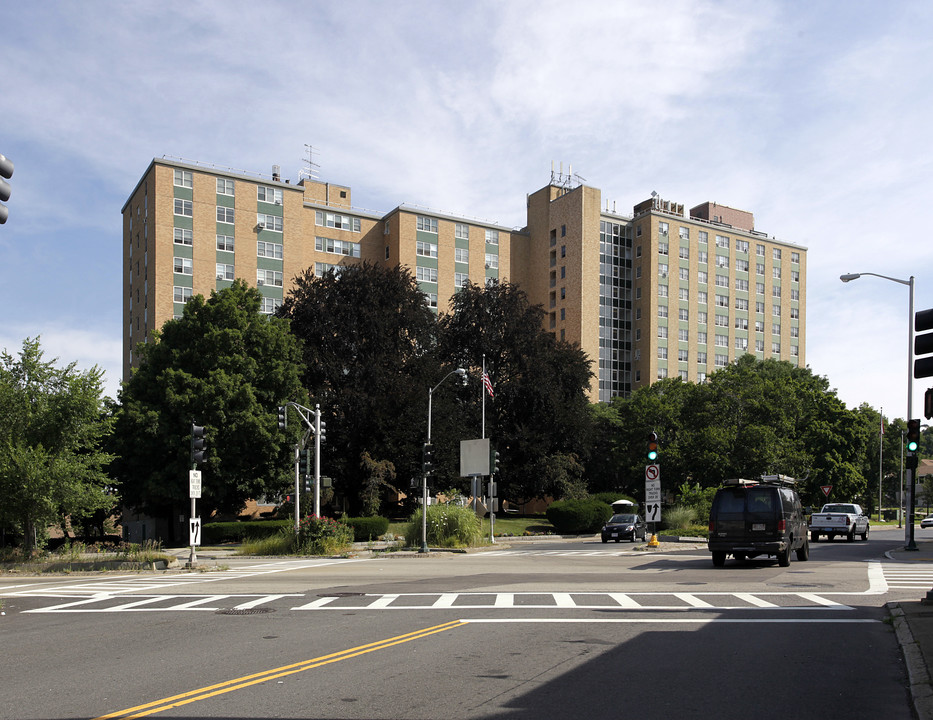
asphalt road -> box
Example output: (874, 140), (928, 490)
(0, 527), (921, 720)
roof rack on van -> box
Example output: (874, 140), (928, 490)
(722, 478), (759, 486)
(760, 474), (798, 486)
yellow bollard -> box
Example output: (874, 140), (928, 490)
(647, 533), (660, 547)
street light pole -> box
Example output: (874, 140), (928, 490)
(840, 272), (916, 549)
(421, 368), (467, 553)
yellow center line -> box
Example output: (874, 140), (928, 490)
(92, 620), (468, 720)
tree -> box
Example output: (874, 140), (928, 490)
(0, 338), (114, 552)
(437, 280), (594, 503)
(111, 281), (305, 537)
(278, 263), (439, 514)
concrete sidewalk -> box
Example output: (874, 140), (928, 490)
(887, 538), (933, 720)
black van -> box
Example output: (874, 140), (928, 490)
(707, 477), (810, 568)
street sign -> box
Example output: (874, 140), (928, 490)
(189, 516), (201, 546)
(820, 485), (832, 497)
(645, 502), (661, 523)
(645, 464), (661, 523)
(189, 469), (202, 499)
(645, 464), (660, 482)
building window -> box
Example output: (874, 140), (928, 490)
(257, 269), (283, 287)
(417, 241), (438, 258)
(756, 340), (765, 352)
(735, 337), (748, 350)
(416, 266), (438, 283)
(679, 247), (690, 260)
(679, 267), (689, 281)
(317, 211), (361, 232)
(455, 223), (469, 239)
(216, 263), (234, 280)
(425, 292), (438, 309)
(715, 275), (729, 288)
(715, 314), (729, 328)
(757, 282), (765, 295)
(486, 254), (500, 270)
(716, 235), (729, 249)
(791, 307), (800, 319)
(791, 252), (800, 263)
(658, 222), (669, 236)
(679, 288), (690, 301)
(772, 323), (781, 335)
(257, 185), (283, 204)
(697, 311), (707, 325)
(658, 326), (669, 339)
(316, 236), (361, 257)
(735, 298), (749, 311)
(772, 342), (781, 354)
(679, 227), (690, 240)
(715, 354), (728, 368)
(174, 257), (192, 275)
(257, 213), (283, 232)
(735, 317), (748, 330)
(658, 263), (668, 277)
(790, 326), (799, 338)
(260, 297), (282, 315)
(715, 334), (728, 347)
(755, 320), (765, 332)
(698, 250), (708, 264)
(455, 248), (469, 264)
(773, 266), (782, 279)
(716, 295), (730, 309)
(757, 244), (765, 256)
(679, 329), (689, 342)
(658, 284), (668, 298)
(658, 242), (669, 256)
(756, 263), (765, 275)
(697, 352), (707, 365)
(217, 206), (235, 224)
(735, 240), (749, 253)
(658, 305), (669, 318)
(455, 272), (469, 288)
(217, 178), (235, 196)
(716, 255), (729, 268)
(485, 229), (499, 245)
(735, 279), (749, 291)
(561, 245), (566, 258)
(417, 216), (438, 233)
(735, 259), (749, 272)
(657, 368), (668, 380)
(697, 332), (707, 344)
(258, 241), (284, 259)
(772, 304), (781, 317)
(698, 230), (708, 243)
(698, 271), (708, 284)
(772, 286), (782, 298)
(174, 169), (193, 188)
(773, 248), (782, 260)
(173, 228), (193, 246)
(658, 347), (668, 359)
(216, 234), (234, 252)
(679, 308), (689, 321)
(174, 199), (193, 217)
(678, 349), (689, 362)
(173, 286), (192, 303)
(791, 270), (799, 283)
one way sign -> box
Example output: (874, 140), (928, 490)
(189, 517), (201, 546)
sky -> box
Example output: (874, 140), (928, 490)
(2, 0), (933, 422)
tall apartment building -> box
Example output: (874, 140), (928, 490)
(122, 159), (806, 403)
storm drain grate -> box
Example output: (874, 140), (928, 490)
(216, 607), (275, 615)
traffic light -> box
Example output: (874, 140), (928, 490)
(916, 309), (933, 379)
(299, 448), (310, 477)
(490, 448), (500, 474)
(190, 423), (207, 466)
(906, 418), (921, 471)
(647, 432), (659, 462)
(422, 442), (434, 476)
(277, 405), (287, 429)
(926, 388), (933, 422)
(318, 419), (326, 444)
(0, 153), (13, 225)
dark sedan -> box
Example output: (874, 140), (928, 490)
(601, 513), (647, 543)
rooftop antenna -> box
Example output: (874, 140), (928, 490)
(299, 144), (320, 182)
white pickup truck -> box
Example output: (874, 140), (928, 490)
(809, 503), (870, 542)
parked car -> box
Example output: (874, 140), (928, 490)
(707, 475), (810, 567)
(601, 513), (647, 543)
(921, 515), (933, 529)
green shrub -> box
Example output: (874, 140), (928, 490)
(295, 515), (354, 556)
(343, 516), (390, 542)
(201, 520), (292, 544)
(546, 499), (612, 534)
(662, 504), (697, 530)
(405, 504), (483, 548)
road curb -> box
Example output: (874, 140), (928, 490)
(889, 602), (933, 720)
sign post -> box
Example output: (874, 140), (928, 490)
(188, 469), (202, 567)
(645, 464), (661, 524)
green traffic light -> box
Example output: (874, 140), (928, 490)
(908, 440), (919, 452)
(648, 450), (658, 461)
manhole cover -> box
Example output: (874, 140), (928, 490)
(215, 607), (274, 615)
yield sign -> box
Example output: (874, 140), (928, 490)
(820, 485), (832, 497)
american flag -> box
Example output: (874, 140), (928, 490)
(482, 372), (494, 398)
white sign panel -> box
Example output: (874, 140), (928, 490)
(645, 464), (661, 523)
(189, 469), (202, 499)
(645, 502), (661, 523)
(189, 516), (201, 546)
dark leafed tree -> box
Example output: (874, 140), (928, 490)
(0, 338), (115, 552)
(278, 262), (440, 514)
(437, 280), (594, 504)
(111, 280), (305, 538)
